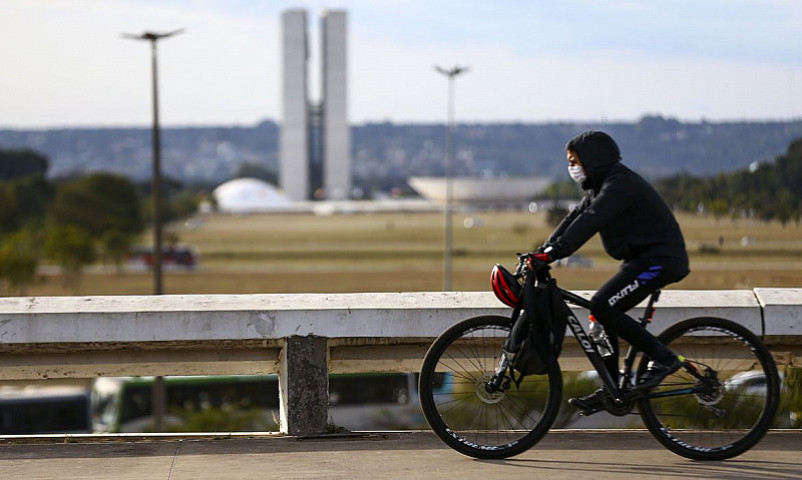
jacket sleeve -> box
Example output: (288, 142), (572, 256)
(546, 175), (632, 260)
(546, 195), (589, 246)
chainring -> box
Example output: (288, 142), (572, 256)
(603, 390), (636, 417)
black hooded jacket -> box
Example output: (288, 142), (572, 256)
(546, 131), (689, 276)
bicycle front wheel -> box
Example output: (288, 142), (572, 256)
(418, 315), (562, 459)
(638, 317), (780, 460)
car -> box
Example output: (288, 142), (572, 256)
(725, 370), (770, 392)
(556, 254), (593, 268)
(725, 370), (797, 427)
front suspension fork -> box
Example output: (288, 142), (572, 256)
(485, 354), (510, 392)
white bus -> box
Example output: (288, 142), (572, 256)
(91, 373), (447, 433)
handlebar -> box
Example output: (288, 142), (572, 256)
(515, 252), (552, 277)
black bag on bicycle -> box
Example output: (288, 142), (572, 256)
(503, 276), (568, 376)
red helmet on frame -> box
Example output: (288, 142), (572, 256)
(490, 264), (521, 307)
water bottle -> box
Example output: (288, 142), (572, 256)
(588, 315), (613, 358)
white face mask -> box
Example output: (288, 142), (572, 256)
(568, 164), (586, 184)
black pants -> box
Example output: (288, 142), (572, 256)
(589, 257), (686, 383)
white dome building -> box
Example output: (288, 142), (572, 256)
(213, 178), (294, 213)
(408, 177), (550, 207)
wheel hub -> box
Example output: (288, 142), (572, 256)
(695, 378), (724, 406)
(477, 372), (506, 404)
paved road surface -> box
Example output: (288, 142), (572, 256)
(1, 430), (800, 479)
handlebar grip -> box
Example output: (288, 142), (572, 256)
(531, 253), (550, 262)
(520, 252), (551, 270)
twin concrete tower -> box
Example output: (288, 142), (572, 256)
(280, 9), (350, 201)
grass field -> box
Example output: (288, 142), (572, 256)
(7, 209), (802, 296)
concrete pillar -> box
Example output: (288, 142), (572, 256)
(279, 335), (329, 435)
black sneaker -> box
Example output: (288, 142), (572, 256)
(568, 387), (607, 416)
(638, 356), (682, 391)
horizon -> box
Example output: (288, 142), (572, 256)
(2, 1), (801, 129)
(3, 115), (802, 132)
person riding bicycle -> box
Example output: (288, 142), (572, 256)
(535, 130), (690, 415)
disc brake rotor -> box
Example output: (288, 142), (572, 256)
(476, 372), (506, 404)
(694, 375), (724, 406)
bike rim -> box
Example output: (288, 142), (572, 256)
(424, 322), (555, 452)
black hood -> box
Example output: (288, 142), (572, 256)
(566, 131), (621, 189)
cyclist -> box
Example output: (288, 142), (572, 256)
(535, 130), (690, 415)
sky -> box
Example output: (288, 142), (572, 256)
(2, 0), (801, 128)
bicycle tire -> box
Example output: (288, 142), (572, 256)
(637, 316), (780, 460)
(418, 315), (562, 459)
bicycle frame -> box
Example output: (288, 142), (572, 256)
(526, 260), (674, 404)
(558, 287), (659, 402)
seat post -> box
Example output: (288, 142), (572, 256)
(640, 290), (661, 325)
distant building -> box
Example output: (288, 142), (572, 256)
(408, 177), (551, 208)
(321, 10), (350, 200)
(280, 10), (310, 201)
(280, 9), (350, 201)
(213, 178), (293, 213)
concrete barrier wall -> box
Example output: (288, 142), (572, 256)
(0, 288), (799, 435)
(1, 289), (788, 344)
(755, 288), (802, 336)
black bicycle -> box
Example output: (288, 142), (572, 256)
(418, 254), (780, 460)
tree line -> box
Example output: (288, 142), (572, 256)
(0, 148), (199, 294)
(3, 116), (802, 191)
(655, 138), (802, 224)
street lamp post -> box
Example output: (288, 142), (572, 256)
(122, 29), (184, 433)
(434, 65), (469, 291)
(122, 29), (184, 296)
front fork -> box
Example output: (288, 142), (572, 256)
(485, 354), (510, 393)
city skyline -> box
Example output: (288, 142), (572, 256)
(1, 1), (801, 128)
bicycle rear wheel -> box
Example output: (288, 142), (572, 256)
(638, 317), (780, 460)
(418, 315), (562, 459)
